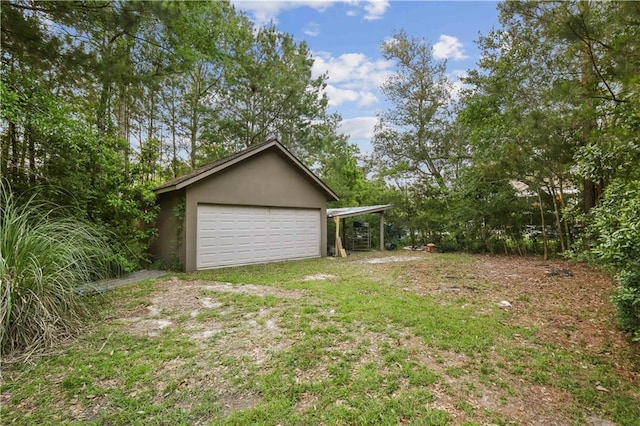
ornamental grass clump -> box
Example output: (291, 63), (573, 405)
(0, 184), (121, 359)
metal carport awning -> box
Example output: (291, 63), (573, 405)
(327, 204), (393, 257)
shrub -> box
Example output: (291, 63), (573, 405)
(0, 184), (122, 358)
(613, 270), (640, 340)
(590, 179), (640, 341)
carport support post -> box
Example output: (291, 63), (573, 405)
(334, 216), (340, 252)
(334, 216), (346, 257)
(379, 211), (384, 250)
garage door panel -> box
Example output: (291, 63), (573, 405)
(197, 205), (321, 269)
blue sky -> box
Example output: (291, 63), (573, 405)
(232, 1), (501, 153)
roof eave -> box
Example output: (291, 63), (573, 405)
(155, 185), (178, 195)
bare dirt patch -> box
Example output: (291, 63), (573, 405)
(363, 255), (421, 264)
(197, 281), (306, 299)
(106, 279), (309, 416)
(367, 254), (639, 423)
(117, 280), (300, 361)
(398, 255), (635, 358)
(118, 280), (306, 338)
(209, 308), (292, 365)
(302, 273), (336, 281)
(473, 256), (632, 358)
(389, 332), (572, 425)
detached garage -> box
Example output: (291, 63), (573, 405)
(149, 140), (339, 271)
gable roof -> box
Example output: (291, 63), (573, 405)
(155, 139), (339, 201)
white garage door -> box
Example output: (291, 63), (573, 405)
(197, 204), (321, 269)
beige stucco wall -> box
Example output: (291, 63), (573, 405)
(149, 189), (186, 269)
(182, 149), (330, 271)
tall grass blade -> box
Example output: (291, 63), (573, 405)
(0, 182), (121, 359)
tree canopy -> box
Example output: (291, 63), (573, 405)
(1, 0), (359, 267)
(368, 1), (639, 339)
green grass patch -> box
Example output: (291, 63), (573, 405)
(2, 252), (638, 425)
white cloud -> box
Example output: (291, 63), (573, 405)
(303, 22), (320, 37)
(312, 51), (392, 107)
(324, 85), (360, 106)
(338, 116), (378, 153)
(447, 69), (468, 101)
(232, 0), (336, 26)
(312, 53), (365, 81)
(363, 0), (389, 20)
(357, 91), (379, 106)
(312, 52), (393, 87)
(432, 35), (468, 61)
(323, 85), (378, 107)
(233, 0), (390, 27)
(338, 116), (377, 140)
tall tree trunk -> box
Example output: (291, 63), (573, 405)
(172, 123), (177, 178)
(538, 190), (548, 260)
(583, 179), (598, 212)
(1, 121), (16, 179)
(27, 125), (36, 184)
(579, 0), (600, 214)
(170, 93), (178, 178)
(19, 125), (27, 179)
(148, 86), (155, 142)
(417, 124), (446, 190)
(559, 179), (572, 249)
(97, 80), (111, 133)
(118, 85), (129, 168)
(166, 83), (179, 178)
(188, 70), (202, 169)
(422, 147), (446, 190)
(11, 122), (21, 182)
(550, 184), (565, 252)
(189, 107), (198, 169)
